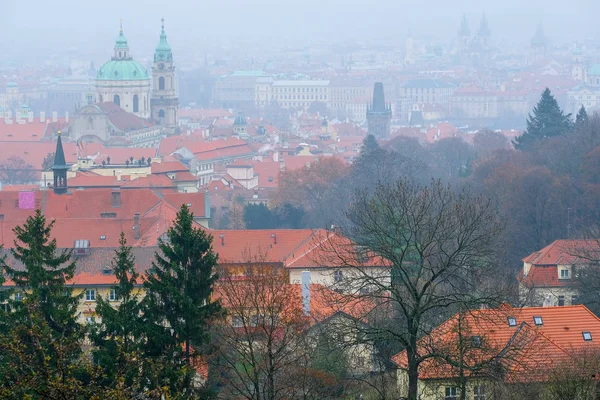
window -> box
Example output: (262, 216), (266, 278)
(85, 316), (96, 325)
(231, 315), (244, 328)
(333, 270), (343, 283)
(508, 316), (517, 327)
(159, 76), (165, 90)
(109, 289), (118, 302)
(85, 289), (96, 302)
(133, 94), (139, 113)
(113, 94), (120, 106)
(583, 331), (592, 341)
(572, 295), (578, 305)
(560, 269), (570, 279)
(533, 316), (543, 326)
(158, 109), (165, 118)
(474, 385), (486, 400)
(445, 387), (457, 400)
(558, 295), (565, 306)
(14, 292), (23, 302)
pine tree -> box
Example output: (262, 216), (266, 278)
(0, 210), (98, 398)
(575, 104), (589, 129)
(143, 205), (222, 391)
(4, 209), (79, 335)
(91, 233), (143, 389)
(360, 134), (381, 156)
(513, 88), (572, 150)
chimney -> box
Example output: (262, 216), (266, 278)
(111, 190), (121, 208)
(52, 111), (58, 123)
(273, 151), (279, 162)
(301, 270), (310, 316)
(116, 170), (122, 181)
(27, 111), (33, 123)
(133, 213), (140, 240)
(40, 111), (46, 123)
(65, 111), (69, 123)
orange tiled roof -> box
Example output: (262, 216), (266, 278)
(523, 239), (599, 266)
(391, 305), (600, 382)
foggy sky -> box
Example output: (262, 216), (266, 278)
(1, 0), (599, 63)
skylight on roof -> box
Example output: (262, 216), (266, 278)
(533, 316), (543, 326)
(471, 336), (482, 348)
(583, 332), (592, 341)
(508, 317), (517, 327)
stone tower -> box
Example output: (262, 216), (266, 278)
(366, 82), (392, 139)
(52, 131), (68, 195)
(477, 13), (491, 48)
(151, 18), (179, 130)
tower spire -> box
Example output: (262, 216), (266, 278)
(52, 130), (69, 195)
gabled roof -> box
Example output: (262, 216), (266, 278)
(391, 305), (600, 383)
(523, 239), (599, 266)
(150, 160), (189, 174)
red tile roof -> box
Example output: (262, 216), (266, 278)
(162, 192), (207, 218)
(96, 102), (155, 132)
(150, 161), (189, 174)
(0, 120), (49, 141)
(392, 305), (600, 383)
(523, 240), (599, 266)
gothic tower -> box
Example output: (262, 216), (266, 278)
(366, 82), (392, 139)
(52, 131), (68, 195)
(477, 13), (491, 48)
(151, 18), (179, 130)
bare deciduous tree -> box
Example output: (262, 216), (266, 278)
(0, 156), (36, 184)
(316, 180), (510, 400)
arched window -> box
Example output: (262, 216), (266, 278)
(133, 94), (139, 113)
(119, 51), (122, 58)
(159, 77), (165, 90)
(113, 94), (120, 106)
(158, 109), (165, 118)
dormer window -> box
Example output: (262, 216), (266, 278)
(560, 268), (571, 279)
(533, 316), (543, 326)
(471, 336), (482, 348)
(583, 331), (592, 341)
(508, 317), (517, 327)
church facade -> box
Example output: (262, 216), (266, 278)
(70, 20), (178, 147)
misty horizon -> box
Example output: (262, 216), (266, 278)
(1, 0), (599, 65)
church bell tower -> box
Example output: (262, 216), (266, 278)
(151, 18), (179, 131)
(52, 131), (69, 195)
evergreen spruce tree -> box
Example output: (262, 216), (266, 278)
(360, 134), (381, 156)
(575, 104), (589, 129)
(4, 209), (79, 335)
(0, 210), (98, 398)
(143, 205), (222, 393)
(513, 88), (572, 150)
(91, 233), (143, 390)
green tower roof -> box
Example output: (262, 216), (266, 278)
(154, 18), (173, 62)
(52, 132), (69, 170)
(115, 21), (129, 49)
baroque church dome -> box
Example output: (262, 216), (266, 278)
(96, 28), (150, 81)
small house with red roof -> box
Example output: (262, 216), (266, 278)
(392, 304), (600, 399)
(519, 239), (600, 307)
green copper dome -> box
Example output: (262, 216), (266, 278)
(154, 19), (173, 62)
(96, 60), (150, 81)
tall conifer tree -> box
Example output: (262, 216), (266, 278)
(513, 88), (572, 150)
(143, 205), (221, 390)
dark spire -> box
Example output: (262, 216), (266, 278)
(459, 13), (470, 37)
(52, 131), (68, 195)
(371, 82), (386, 112)
(478, 12), (491, 37)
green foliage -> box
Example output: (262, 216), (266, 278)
(513, 88), (572, 150)
(4, 209), (79, 336)
(243, 202), (306, 229)
(91, 232), (144, 388)
(575, 105), (589, 129)
(0, 210), (97, 398)
(143, 204), (222, 394)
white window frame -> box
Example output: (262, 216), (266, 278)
(474, 385), (486, 400)
(85, 289), (96, 302)
(333, 270), (343, 283)
(109, 288), (118, 302)
(445, 387), (457, 400)
(14, 292), (23, 301)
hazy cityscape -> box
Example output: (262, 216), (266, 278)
(1, 1), (600, 399)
